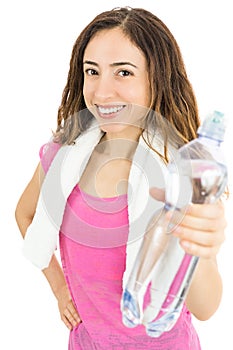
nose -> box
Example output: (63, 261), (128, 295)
(94, 73), (115, 100)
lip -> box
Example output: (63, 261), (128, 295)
(95, 104), (126, 119)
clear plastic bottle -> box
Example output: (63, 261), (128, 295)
(121, 110), (228, 337)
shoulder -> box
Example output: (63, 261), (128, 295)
(39, 141), (61, 174)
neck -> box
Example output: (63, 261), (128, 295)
(97, 127), (143, 159)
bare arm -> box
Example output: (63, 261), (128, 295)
(15, 162), (43, 237)
(15, 163), (81, 329)
(185, 257), (222, 320)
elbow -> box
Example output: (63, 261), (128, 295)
(189, 292), (223, 322)
(15, 203), (24, 238)
(193, 309), (217, 321)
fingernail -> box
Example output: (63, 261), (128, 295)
(181, 240), (190, 249)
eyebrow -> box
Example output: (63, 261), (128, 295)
(83, 60), (138, 68)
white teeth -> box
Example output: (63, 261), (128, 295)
(98, 106), (124, 114)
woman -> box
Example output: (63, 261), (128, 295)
(15, 7), (226, 349)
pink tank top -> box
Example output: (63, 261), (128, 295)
(40, 142), (201, 350)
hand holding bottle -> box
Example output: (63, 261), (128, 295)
(150, 187), (226, 259)
(170, 201), (226, 259)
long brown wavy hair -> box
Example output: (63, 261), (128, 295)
(54, 7), (200, 161)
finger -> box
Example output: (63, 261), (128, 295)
(63, 307), (80, 328)
(167, 208), (227, 233)
(187, 201), (225, 220)
(173, 225), (225, 247)
(179, 215), (225, 233)
(66, 301), (81, 323)
(61, 313), (73, 330)
(179, 239), (221, 259)
(149, 187), (165, 202)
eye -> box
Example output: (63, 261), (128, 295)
(85, 68), (98, 76)
(118, 70), (132, 77)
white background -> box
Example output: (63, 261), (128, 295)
(1, 0), (232, 349)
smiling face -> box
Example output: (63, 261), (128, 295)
(83, 28), (151, 138)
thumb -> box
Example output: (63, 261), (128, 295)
(149, 187), (165, 203)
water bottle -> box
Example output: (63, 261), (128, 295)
(121, 110), (228, 337)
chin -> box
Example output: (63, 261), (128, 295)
(97, 118), (143, 136)
(99, 122), (128, 134)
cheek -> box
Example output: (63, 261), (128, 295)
(83, 83), (92, 106)
(138, 76), (151, 107)
(126, 82), (151, 107)
(140, 82), (151, 107)
(128, 105), (150, 125)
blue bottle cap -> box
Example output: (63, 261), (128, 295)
(197, 110), (226, 142)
